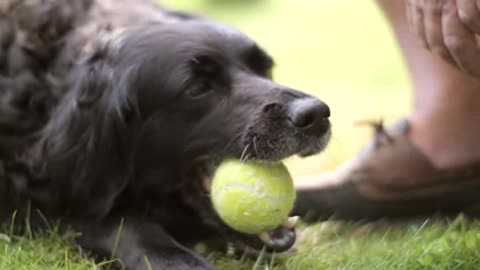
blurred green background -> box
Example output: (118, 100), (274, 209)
(165, 0), (412, 178)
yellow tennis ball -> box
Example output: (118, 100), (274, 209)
(211, 159), (296, 235)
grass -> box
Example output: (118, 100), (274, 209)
(208, 216), (480, 270)
(0, 1), (474, 270)
(0, 230), (98, 270)
(3, 216), (480, 269)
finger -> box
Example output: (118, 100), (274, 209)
(407, 0), (429, 48)
(458, 0), (480, 34)
(406, 0), (414, 28)
(443, 0), (480, 77)
(423, 0), (456, 63)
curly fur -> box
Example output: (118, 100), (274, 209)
(0, 1), (331, 269)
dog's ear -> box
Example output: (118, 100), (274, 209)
(74, 62), (115, 109)
(44, 58), (135, 159)
(25, 59), (138, 217)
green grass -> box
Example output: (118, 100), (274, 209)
(0, 230), (99, 270)
(1, 1), (473, 269)
(208, 216), (480, 270)
(3, 216), (480, 269)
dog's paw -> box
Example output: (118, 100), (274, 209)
(258, 226), (296, 252)
(227, 218), (298, 253)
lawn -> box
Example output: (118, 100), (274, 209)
(1, 1), (475, 270)
(208, 216), (480, 270)
(3, 217), (480, 270)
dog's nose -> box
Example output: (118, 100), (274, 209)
(287, 98), (330, 134)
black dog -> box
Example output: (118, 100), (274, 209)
(0, 0), (331, 269)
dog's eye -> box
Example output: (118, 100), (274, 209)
(191, 55), (220, 76)
(185, 83), (212, 99)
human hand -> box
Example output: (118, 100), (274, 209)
(406, 0), (480, 77)
(457, 0), (480, 34)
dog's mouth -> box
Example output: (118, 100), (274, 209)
(190, 119), (332, 186)
(190, 156), (215, 193)
(240, 119), (332, 161)
(186, 113), (331, 251)
(190, 156), (300, 251)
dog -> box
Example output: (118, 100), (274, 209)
(0, 0), (331, 269)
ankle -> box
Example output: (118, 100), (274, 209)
(409, 85), (480, 168)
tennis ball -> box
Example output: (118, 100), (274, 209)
(211, 159), (296, 235)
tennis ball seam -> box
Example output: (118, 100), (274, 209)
(212, 183), (294, 205)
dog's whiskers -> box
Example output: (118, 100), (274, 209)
(240, 153), (251, 163)
(190, 57), (200, 64)
(239, 144), (250, 162)
(222, 132), (244, 153)
(266, 140), (274, 149)
(252, 136), (259, 158)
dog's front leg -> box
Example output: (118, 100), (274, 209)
(72, 218), (215, 270)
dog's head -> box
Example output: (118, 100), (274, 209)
(111, 20), (331, 166)
(29, 17), (331, 251)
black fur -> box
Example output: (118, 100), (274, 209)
(0, 0), (331, 269)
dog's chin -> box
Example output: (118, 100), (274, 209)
(297, 128), (332, 157)
(190, 123), (332, 187)
(238, 126), (332, 162)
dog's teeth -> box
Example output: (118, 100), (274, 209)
(258, 232), (273, 245)
(283, 216), (300, 229)
(202, 177), (211, 192)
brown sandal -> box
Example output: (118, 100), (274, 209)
(293, 119), (480, 221)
